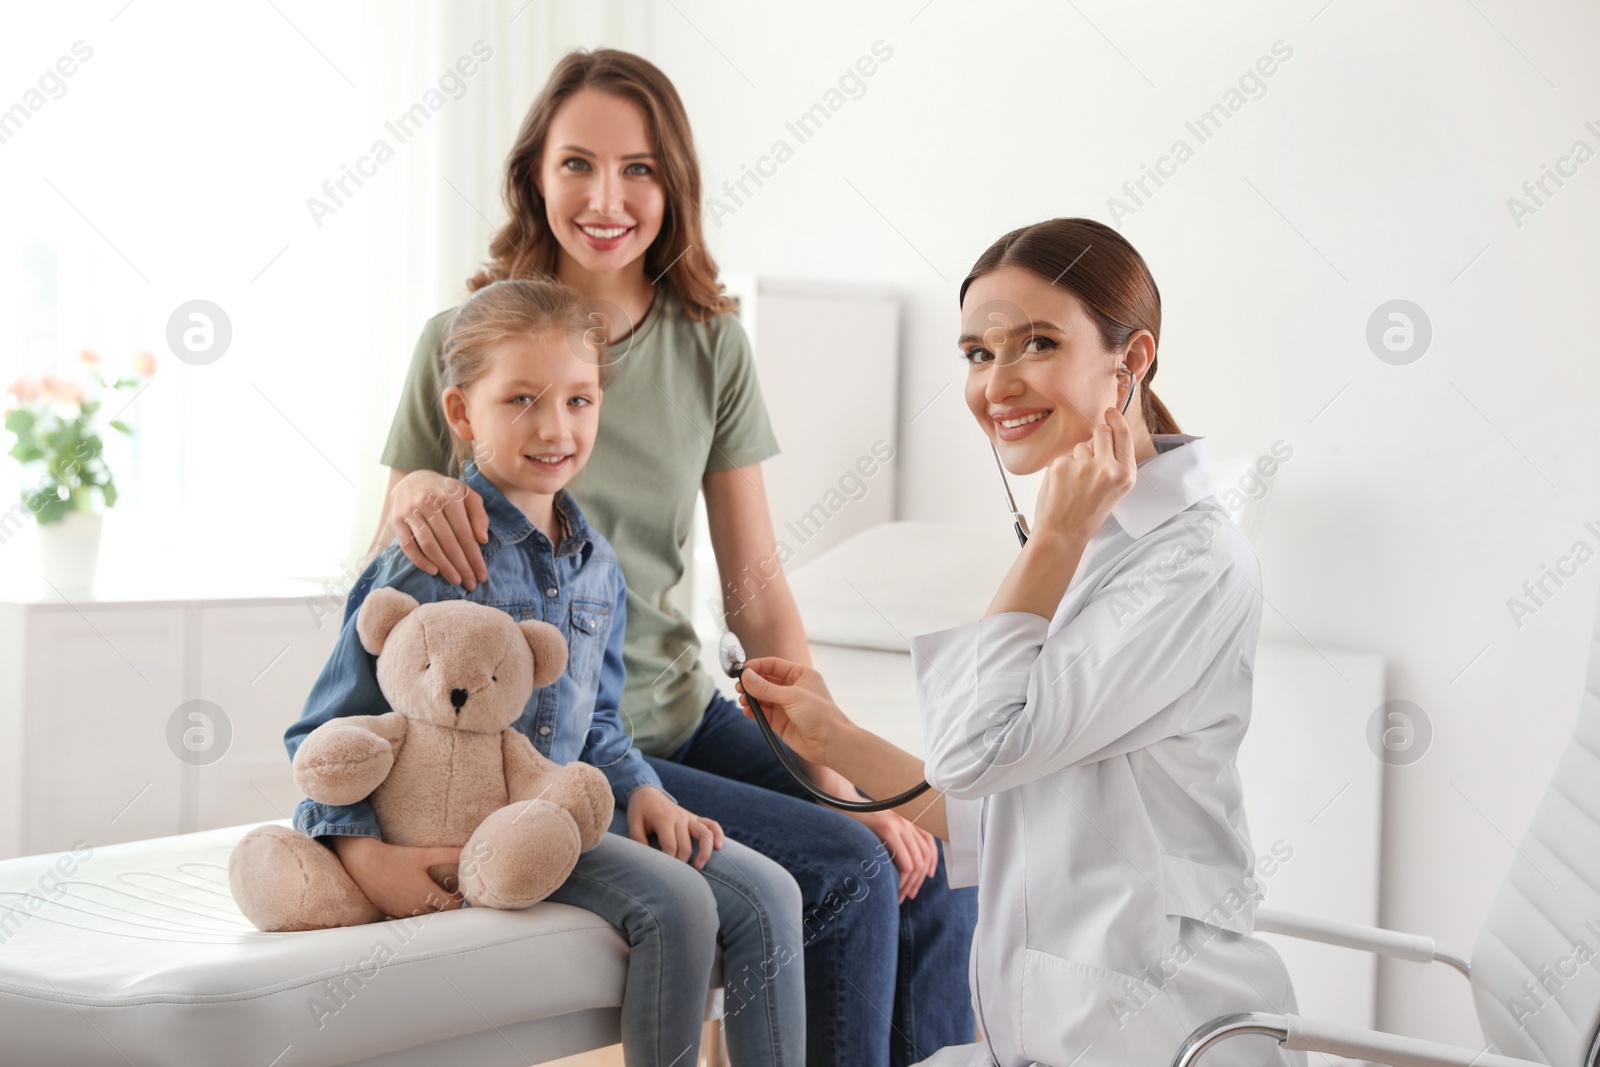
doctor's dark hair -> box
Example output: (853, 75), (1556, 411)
(439, 278), (612, 476)
(466, 48), (734, 324)
(959, 218), (1180, 435)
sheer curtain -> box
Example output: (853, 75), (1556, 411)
(352, 0), (652, 565)
(0, 1), (649, 588)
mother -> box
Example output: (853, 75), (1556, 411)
(368, 49), (977, 1067)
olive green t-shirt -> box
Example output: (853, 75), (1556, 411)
(381, 293), (780, 757)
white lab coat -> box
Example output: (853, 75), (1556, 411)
(909, 435), (1305, 1067)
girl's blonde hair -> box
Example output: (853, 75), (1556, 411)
(466, 48), (734, 323)
(440, 278), (612, 475)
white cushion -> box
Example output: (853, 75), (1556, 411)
(0, 820), (718, 1066)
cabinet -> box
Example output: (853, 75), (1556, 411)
(0, 581), (340, 859)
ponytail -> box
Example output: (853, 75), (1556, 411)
(1142, 386), (1180, 435)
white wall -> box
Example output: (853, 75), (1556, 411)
(649, 0), (1600, 1045)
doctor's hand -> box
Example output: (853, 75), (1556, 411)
(388, 470), (489, 590)
(735, 657), (848, 767)
(740, 661), (940, 903)
(1031, 403), (1137, 545)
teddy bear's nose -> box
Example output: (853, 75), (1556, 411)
(450, 688), (469, 711)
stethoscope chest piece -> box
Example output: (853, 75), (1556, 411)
(718, 629), (930, 812)
(718, 630), (746, 679)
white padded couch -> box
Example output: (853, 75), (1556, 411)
(0, 819), (722, 1065)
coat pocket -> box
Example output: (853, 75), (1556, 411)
(1018, 947), (1187, 1066)
(567, 598), (611, 683)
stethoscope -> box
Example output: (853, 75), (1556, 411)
(724, 368), (1139, 812)
(721, 630), (933, 812)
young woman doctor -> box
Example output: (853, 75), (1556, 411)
(734, 218), (1306, 1067)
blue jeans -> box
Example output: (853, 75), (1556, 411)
(542, 806), (806, 1067)
(651, 692), (979, 1067)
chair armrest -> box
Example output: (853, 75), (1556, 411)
(1172, 1012), (1547, 1067)
(1254, 906), (1471, 978)
(1284, 1014), (1546, 1067)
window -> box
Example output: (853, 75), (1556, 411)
(1, 4), (378, 580)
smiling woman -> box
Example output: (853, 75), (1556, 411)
(469, 50), (727, 324)
(727, 216), (1306, 1067)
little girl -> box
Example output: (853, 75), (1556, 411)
(286, 278), (806, 1066)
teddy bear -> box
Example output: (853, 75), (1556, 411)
(229, 587), (615, 932)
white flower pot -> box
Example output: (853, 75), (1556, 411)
(37, 511), (103, 591)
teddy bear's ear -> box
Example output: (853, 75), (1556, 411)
(519, 620), (569, 688)
(357, 587), (421, 655)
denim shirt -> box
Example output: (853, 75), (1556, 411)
(287, 464), (666, 843)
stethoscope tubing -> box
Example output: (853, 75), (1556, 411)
(994, 371), (1138, 549)
(734, 666), (934, 813)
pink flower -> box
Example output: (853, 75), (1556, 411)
(132, 350), (158, 378)
(6, 377), (42, 404)
(40, 374), (84, 406)
(79, 349), (100, 365)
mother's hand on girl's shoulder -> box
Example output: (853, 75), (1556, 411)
(389, 470), (490, 589)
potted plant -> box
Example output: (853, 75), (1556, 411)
(4, 349), (157, 589)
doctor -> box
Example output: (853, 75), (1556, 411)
(735, 218), (1305, 1067)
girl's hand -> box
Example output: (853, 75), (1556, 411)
(626, 786), (724, 870)
(1030, 404), (1137, 546)
(332, 836), (465, 918)
(389, 470), (489, 589)
(848, 808), (941, 904)
(735, 657), (848, 766)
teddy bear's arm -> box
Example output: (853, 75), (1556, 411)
(294, 713), (410, 807)
(502, 730), (614, 851)
(501, 729), (563, 803)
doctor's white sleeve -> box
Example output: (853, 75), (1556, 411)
(911, 520), (1254, 800)
(941, 794), (983, 888)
